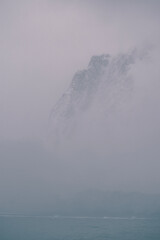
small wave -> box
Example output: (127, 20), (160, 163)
(0, 214), (150, 220)
(103, 216), (149, 220)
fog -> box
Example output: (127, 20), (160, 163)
(0, 0), (160, 214)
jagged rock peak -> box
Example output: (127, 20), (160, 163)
(88, 54), (110, 69)
(47, 48), (149, 149)
(71, 54), (110, 92)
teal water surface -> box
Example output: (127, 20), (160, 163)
(0, 216), (160, 240)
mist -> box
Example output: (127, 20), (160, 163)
(1, 0), (160, 215)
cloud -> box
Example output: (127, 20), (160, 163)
(0, 0), (160, 140)
(0, 1), (160, 196)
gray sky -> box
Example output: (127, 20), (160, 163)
(0, 0), (160, 140)
(0, 1), (160, 208)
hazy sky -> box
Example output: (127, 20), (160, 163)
(0, 1), (160, 210)
(1, 0), (160, 140)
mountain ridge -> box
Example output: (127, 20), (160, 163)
(48, 49), (146, 148)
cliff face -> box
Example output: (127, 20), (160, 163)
(48, 49), (145, 149)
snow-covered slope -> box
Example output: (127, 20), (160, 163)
(48, 49), (146, 149)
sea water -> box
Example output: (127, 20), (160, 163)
(0, 215), (160, 240)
